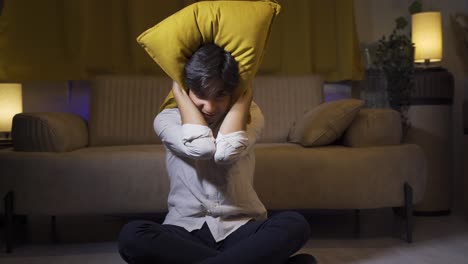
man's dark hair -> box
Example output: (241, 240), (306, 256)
(183, 43), (239, 99)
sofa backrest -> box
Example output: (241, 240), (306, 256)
(88, 74), (324, 146)
(253, 75), (324, 142)
(88, 76), (170, 146)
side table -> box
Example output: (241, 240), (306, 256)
(404, 68), (454, 215)
(463, 101), (468, 219)
(0, 139), (29, 252)
(464, 132), (468, 219)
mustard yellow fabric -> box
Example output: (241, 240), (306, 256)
(0, 0), (361, 82)
(136, 1), (281, 111)
(288, 99), (364, 147)
(263, 0), (363, 81)
(0, 0), (188, 81)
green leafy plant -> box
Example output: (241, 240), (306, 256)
(374, 1), (421, 138)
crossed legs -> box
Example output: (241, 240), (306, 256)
(118, 211), (315, 264)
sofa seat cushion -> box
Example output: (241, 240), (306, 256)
(0, 145), (169, 215)
(0, 142), (427, 215)
(254, 143), (426, 209)
(343, 108), (402, 147)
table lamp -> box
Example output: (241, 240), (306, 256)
(0, 83), (23, 140)
(409, 11), (456, 215)
(412, 11), (443, 67)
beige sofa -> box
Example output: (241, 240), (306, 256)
(0, 75), (427, 252)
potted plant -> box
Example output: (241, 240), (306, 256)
(374, 1), (422, 137)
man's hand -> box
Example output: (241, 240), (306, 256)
(219, 83), (253, 134)
(171, 81), (207, 126)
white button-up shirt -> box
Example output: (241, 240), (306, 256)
(154, 102), (267, 242)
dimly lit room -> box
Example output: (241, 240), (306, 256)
(1, 0), (468, 263)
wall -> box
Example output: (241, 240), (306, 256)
(354, 0), (468, 214)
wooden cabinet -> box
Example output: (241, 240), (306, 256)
(404, 69), (454, 215)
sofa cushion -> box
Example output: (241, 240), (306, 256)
(12, 112), (88, 152)
(253, 143), (427, 209)
(0, 144), (170, 214)
(136, 0), (281, 111)
(288, 99), (364, 147)
(343, 108), (402, 147)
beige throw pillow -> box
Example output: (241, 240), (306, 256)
(288, 99), (364, 147)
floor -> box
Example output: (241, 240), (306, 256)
(0, 209), (467, 263)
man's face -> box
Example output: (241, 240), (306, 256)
(188, 90), (231, 125)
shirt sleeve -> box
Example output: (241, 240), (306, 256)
(154, 109), (216, 159)
(214, 102), (265, 164)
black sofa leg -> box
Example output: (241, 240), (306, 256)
(354, 209), (360, 239)
(51, 216), (59, 244)
(404, 182), (413, 243)
(4, 190), (15, 253)
(392, 182), (413, 243)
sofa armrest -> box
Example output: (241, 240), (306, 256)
(11, 112), (88, 152)
(343, 108), (402, 147)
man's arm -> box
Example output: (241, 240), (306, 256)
(215, 84), (264, 164)
(218, 83), (253, 134)
(171, 81), (207, 126)
(154, 81), (216, 159)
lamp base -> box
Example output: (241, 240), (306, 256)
(414, 59), (444, 72)
(414, 66), (447, 73)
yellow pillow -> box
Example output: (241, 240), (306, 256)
(288, 99), (365, 147)
(136, 0), (281, 111)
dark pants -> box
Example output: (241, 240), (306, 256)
(118, 211), (312, 264)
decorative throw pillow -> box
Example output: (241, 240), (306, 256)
(136, 0), (281, 111)
(288, 99), (365, 147)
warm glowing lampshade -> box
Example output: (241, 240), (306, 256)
(412, 12), (443, 64)
(0, 83), (23, 132)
